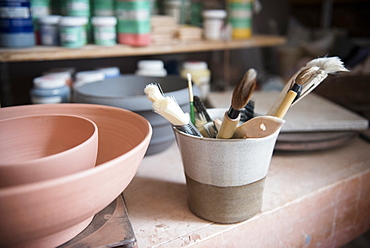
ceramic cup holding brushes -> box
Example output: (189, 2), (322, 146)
(174, 109), (285, 223)
(145, 70), (285, 223)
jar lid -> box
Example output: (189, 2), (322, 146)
(47, 67), (76, 74)
(136, 69), (167, 77)
(92, 16), (117, 26)
(183, 61), (208, 70)
(137, 60), (165, 70)
(96, 67), (121, 78)
(43, 71), (72, 80)
(33, 76), (67, 89)
(75, 70), (105, 83)
(39, 15), (61, 25)
(202, 10), (227, 19)
(59, 17), (88, 26)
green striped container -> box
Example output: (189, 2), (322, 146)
(64, 0), (91, 43)
(227, 0), (253, 39)
(92, 0), (115, 16)
(116, 0), (151, 46)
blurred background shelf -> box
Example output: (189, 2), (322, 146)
(0, 35), (285, 62)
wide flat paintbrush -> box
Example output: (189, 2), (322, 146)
(152, 97), (202, 137)
(145, 83), (202, 137)
(217, 68), (257, 139)
(144, 83), (165, 102)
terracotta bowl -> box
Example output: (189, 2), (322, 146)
(0, 114), (98, 187)
(0, 104), (152, 248)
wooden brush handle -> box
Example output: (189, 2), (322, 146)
(274, 90), (297, 118)
(216, 112), (240, 139)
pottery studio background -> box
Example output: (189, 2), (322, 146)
(1, 0), (369, 121)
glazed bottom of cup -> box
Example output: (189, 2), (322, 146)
(12, 216), (94, 248)
(186, 175), (265, 224)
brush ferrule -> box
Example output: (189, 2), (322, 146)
(290, 83), (302, 93)
(290, 83), (302, 103)
(174, 122), (202, 137)
(228, 106), (240, 119)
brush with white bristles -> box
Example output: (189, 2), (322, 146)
(145, 84), (202, 137)
(144, 83), (165, 102)
(267, 56), (349, 116)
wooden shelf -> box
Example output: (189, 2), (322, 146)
(0, 35), (285, 63)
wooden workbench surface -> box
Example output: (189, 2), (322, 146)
(124, 136), (370, 247)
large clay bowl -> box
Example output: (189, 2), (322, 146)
(0, 114), (98, 187)
(0, 104), (152, 248)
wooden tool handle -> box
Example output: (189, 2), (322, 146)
(216, 112), (240, 139)
(274, 90), (297, 119)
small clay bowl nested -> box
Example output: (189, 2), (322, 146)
(0, 114), (98, 187)
(0, 104), (152, 248)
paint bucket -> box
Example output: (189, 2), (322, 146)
(173, 108), (284, 223)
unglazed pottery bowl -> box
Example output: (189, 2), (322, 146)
(174, 108), (285, 224)
(73, 75), (200, 155)
(0, 114), (98, 187)
(0, 104), (152, 248)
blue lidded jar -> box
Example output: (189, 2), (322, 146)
(30, 75), (71, 104)
(0, 0), (35, 47)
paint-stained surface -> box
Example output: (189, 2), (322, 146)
(124, 135), (370, 247)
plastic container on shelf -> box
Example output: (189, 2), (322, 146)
(64, 0), (91, 43)
(64, 0), (90, 17)
(96, 67), (121, 78)
(74, 70), (105, 86)
(116, 0), (151, 47)
(227, 0), (253, 39)
(0, 0), (35, 48)
(164, 0), (190, 24)
(59, 16), (88, 48)
(39, 15), (61, 46)
(31, 0), (51, 17)
(189, 0), (203, 27)
(43, 71), (73, 86)
(92, 16), (117, 46)
(91, 0), (115, 16)
(136, 60), (167, 77)
(202, 10), (227, 40)
(31, 0), (52, 43)
(30, 75), (71, 104)
(180, 61), (211, 99)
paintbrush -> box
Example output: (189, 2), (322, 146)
(144, 83), (165, 102)
(193, 96), (212, 122)
(152, 96), (202, 137)
(267, 56), (349, 116)
(240, 100), (255, 122)
(145, 83), (201, 136)
(217, 68), (257, 139)
(274, 67), (317, 118)
(187, 73), (196, 125)
(193, 95), (218, 138)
